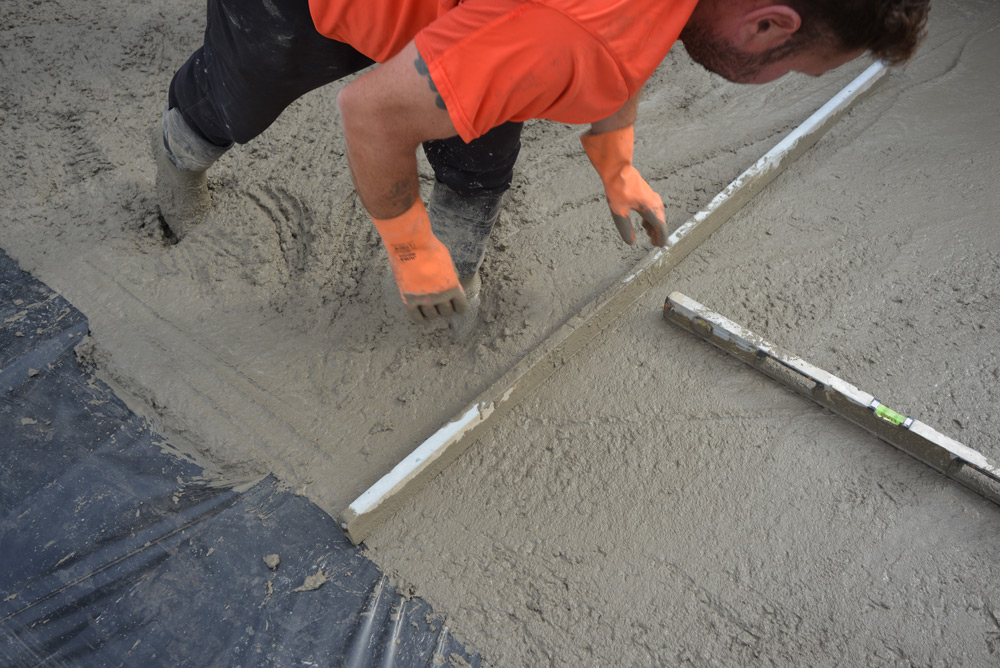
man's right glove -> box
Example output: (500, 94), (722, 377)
(581, 125), (669, 247)
(372, 199), (467, 323)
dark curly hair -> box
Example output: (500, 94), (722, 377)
(788, 0), (931, 64)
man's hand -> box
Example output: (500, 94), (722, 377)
(581, 125), (668, 247)
(372, 199), (467, 323)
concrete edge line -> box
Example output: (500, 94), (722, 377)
(342, 61), (890, 545)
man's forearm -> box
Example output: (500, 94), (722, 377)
(340, 113), (422, 220)
(337, 85), (423, 220)
(336, 41), (460, 220)
(588, 93), (640, 135)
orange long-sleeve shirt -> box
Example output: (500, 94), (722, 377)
(309, 0), (699, 142)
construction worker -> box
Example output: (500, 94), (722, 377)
(154, 0), (929, 323)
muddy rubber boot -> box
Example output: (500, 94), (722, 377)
(450, 272), (481, 341)
(153, 107), (230, 241)
(428, 180), (503, 280)
(430, 182), (502, 339)
(458, 271), (481, 301)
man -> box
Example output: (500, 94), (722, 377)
(154, 0), (929, 323)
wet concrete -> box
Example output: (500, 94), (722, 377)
(364, 2), (1000, 664)
(1, 0), (997, 664)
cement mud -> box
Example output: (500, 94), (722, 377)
(364, 2), (1000, 665)
(2, 0), (998, 664)
(1, 0), (865, 512)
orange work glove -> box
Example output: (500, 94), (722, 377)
(372, 199), (467, 323)
(580, 125), (668, 247)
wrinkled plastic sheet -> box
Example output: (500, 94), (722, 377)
(0, 249), (480, 667)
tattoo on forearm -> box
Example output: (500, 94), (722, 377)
(414, 53), (447, 111)
(386, 178), (417, 212)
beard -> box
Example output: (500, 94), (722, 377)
(679, 24), (801, 83)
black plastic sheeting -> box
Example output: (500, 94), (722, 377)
(0, 249), (481, 667)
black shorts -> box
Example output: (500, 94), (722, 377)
(168, 0), (522, 197)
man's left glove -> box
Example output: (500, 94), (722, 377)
(581, 125), (668, 247)
(372, 199), (467, 323)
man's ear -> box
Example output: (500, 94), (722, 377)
(734, 5), (802, 53)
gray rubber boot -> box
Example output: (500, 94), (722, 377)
(427, 180), (504, 301)
(458, 271), (482, 301)
(450, 273), (481, 341)
(153, 107), (230, 241)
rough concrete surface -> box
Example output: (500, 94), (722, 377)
(2, 0), (872, 510)
(1, 0), (998, 665)
(364, 2), (1000, 666)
